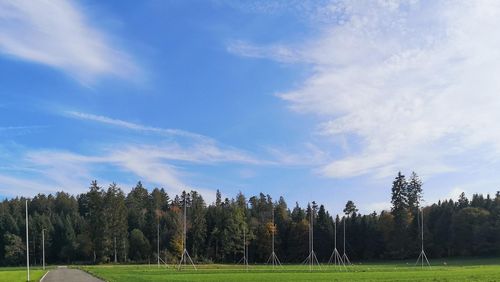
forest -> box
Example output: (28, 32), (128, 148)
(0, 172), (499, 266)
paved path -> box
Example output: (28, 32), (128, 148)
(42, 266), (104, 282)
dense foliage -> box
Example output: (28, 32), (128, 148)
(0, 173), (499, 266)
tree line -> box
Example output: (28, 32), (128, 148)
(0, 172), (499, 266)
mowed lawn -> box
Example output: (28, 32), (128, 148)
(0, 267), (47, 282)
(81, 258), (500, 282)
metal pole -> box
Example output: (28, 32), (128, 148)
(310, 204), (312, 271)
(343, 217), (346, 255)
(26, 200), (30, 281)
(157, 220), (160, 268)
(334, 219), (337, 250)
(421, 208), (424, 268)
(184, 196), (187, 256)
(272, 208), (275, 269)
(421, 208), (424, 251)
(114, 236), (117, 263)
(42, 229), (45, 270)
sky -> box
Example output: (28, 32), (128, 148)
(1, 0), (500, 215)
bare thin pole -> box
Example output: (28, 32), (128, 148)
(415, 208), (431, 268)
(272, 208), (275, 269)
(177, 194), (196, 271)
(341, 216), (351, 265)
(184, 199), (186, 255)
(238, 226), (249, 270)
(271, 207), (276, 268)
(266, 206), (282, 269)
(421, 208), (424, 255)
(303, 204), (321, 270)
(26, 200), (30, 281)
(42, 229), (45, 270)
(307, 204), (312, 271)
(328, 218), (346, 269)
(157, 218), (160, 268)
(310, 208), (312, 271)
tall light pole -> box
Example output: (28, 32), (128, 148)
(42, 229), (46, 270)
(25, 200), (30, 282)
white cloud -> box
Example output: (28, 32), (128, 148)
(448, 187), (466, 201)
(1, 110), (329, 197)
(66, 110), (267, 165)
(0, 174), (58, 197)
(66, 111), (208, 141)
(264, 143), (329, 166)
(0, 125), (47, 137)
(16, 138), (266, 196)
(366, 201), (391, 214)
(0, 110), (274, 197)
(0, 126), (44, 131)
(0, 0), (139, 83)
(220, 0), (349, 25)
(0, 146), (217, 197)
(230, 0), (500, 179)
(227, 40), (304, 63)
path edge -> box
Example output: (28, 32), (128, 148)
(39, 270), (50, 282)
(77, 266), (108, 282)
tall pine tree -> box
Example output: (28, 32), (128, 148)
(390, 172), (410, 258)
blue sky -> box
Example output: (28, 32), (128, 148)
(1, 0), (500, 215)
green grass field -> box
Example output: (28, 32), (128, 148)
(81, 258), (500, 282)
(0, 267), (47, 282)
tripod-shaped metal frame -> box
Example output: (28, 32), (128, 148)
(415, 208), (431, 268)
(302, 203), (321, 270)
(237, 226), (249, 271)
(177, 195), (197, 271)
(266, 208), (282, 269)
(328, 219), (346, 270)
(341, 216), (352, 265)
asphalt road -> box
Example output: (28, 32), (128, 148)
(42, 266), (103, 282)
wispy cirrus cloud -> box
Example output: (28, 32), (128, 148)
(0, 111), (273, 197)
(0, 125), (47, 136)
(229, 0), (500, 181)
(227, 40), (304, 64)
(264, 143), (329, 166)
(66, 111), (207, 141)
(219, 0), (348, 25)
(0, 174), (59, 197)
(0, 0), (139, 83)
(0, 140), (255, 198)
(65, 110), (266, 165)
